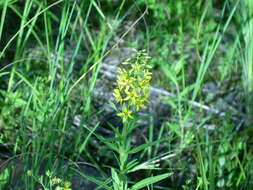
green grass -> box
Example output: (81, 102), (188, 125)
(0, 0), (252, 189)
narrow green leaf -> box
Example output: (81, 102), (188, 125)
(0, 167), (9, 189)
(111, 168), (120, 190)
(71, 168), (112, 190)
(14, 70), (39, 95)
(127, 139), (164, 154)
(82, 125), (118, 151)
(79, 122), (100, 154)
(130, 173), (172, 190)
(125, 159), (139, 171)
(0, 72), (9, 78)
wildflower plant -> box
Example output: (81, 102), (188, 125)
(113, 49), (152, 123)
(91, 50), (171, 190)
(78, 50), (172, 190)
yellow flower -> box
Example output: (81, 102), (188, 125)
(53, 177), (62, 183)
(134, 97), (147, 111)
(117, 74), (134, 90)
(117, 105), (133, 123)
(63, 181), (72, 190)
(113, 88), (123, 103)
(124, 88), (136, 102)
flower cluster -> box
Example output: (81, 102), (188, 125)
(113, 50), (152, 123)
(27, 170), (72, 190)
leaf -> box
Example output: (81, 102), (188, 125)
(0, 167), (9, 189)
(0, 72), (9, 78)
(174, 55), (187, 75)
(125, 159), (139, 171)
(71, 168), (112, 190)
(218, 156), (226, 167)
(180, 84), (195, 97)
(111, 168), (120, 190)
(163, 98), (177, 110)
(14, 70), (39, 95)
(130, 173), (172, 190)
(108, 100), (117, 111)
(167, 123), (181, 136)
(128, 162), (158, 173)
(97, 135), (119, 152)
(79, 122), (100, 154)
(83, 125), (118, 152)
(127, 139), (164, 154)
(13, 98), (27, 108)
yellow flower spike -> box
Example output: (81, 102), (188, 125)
(113, 89), (124, 103)
(113, 49), (152, 123)
(117, 105), (133, 123)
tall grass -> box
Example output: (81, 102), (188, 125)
(239, 0), (253, 118)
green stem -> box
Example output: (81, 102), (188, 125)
(119, 122), (129, 189)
